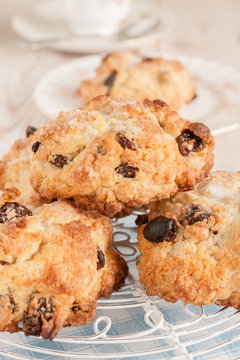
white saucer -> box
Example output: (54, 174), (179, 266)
(33, 53), (240, 135)
(11, 0), (174, 54)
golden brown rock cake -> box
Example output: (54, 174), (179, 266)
(29, 96), (214, 217)
(78, 52), (196, 110)
(138, 171), (240, 309)
(0, 199), (128, 339)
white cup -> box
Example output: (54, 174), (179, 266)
(61, 0), (132, 36)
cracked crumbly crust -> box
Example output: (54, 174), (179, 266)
(78, 52), (196, 110)
(137, 171), (240, 309)
(29, 96), (214, 217)
(0, 199), (128, 339)
(0, 135), (45, 208)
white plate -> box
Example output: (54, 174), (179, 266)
(11, 0), (173, 53)
(34, 53), (240, 135)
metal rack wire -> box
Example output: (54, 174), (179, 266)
(1, 213), (240, 359)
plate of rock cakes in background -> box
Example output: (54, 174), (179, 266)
(33, 52), (240, 137)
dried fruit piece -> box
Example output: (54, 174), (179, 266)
(71, 302), (81, 314)
(26, 126), (37, 138)
(97, 247), (105, 270)
(115, 162), (138, 178)
(23, 294), (56, 336)
(142, 56), (154, 62)
(176, 129), (205, 156)
(175, 122), (211, 157)
(32, 141), (41, 153)
(9, 295), (18, 313)
(143, 215), (179, 243)
(184, 203), (211, 225)
(104, 71), (117, 87)
(50, 154), (69, 168)
(0, 260), (10, 265)
(116, 132), (136, 150)
(0, 202), (32, 223)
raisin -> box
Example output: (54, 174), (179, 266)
(176, 129), (205, 156)
(115, 162), (138, 178)
(32, 141), (41, 153)
(104, 70), (117, 95)
(0, 260), (10, 265)
(97, 247), (105, 270)
(26, 126), (37, 138)
(142, 57), (153, 62)
(71, 302), (81, 314)
(184, 203), (211, 225)
(143, 215), (179, 243)
(104, 71), (117, 87)
(9, 295), (18, 313)
(0, 202), (32, 223)
(135, 214), (148, 226)
(116, 132), (136, 150)
(50, 154), (69, 168)
(23, 294), (55, 336)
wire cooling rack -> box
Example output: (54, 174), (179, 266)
(1, 212), (240, 360)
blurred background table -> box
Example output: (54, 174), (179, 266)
(0, 0), (240, 169)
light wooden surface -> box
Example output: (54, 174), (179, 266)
(0, 0), (240, 171)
